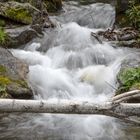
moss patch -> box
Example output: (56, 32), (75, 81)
(0, 75), (11, 98)
(117, 67), (140, 94)
(6, 7), (32, 24)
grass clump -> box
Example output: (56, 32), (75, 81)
(0, 75), (11, 98)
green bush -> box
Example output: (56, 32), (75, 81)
(117, 67), (140, 93)
(126, 0), (140, 30)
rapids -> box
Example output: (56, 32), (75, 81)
(0, 1), (140, 140)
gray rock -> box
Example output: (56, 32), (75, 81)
(4, 25), (39, 48)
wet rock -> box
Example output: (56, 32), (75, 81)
(78, 0), (117, 5)
(56, 3), (115, 28)
(0, 47), (33, 99)
(3, 25), (39, 48)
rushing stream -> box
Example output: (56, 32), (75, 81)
(0, 1), (140, 140)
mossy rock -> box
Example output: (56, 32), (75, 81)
(0, 74), (32, 99)
(8, 0), (62, 12)
(0, 1), (38, 24)
(117, 67), (140, 94)
(0, 47), (33, 99)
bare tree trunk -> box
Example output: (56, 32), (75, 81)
(0, 90), (140, 125)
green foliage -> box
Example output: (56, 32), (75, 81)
(0, 27), (7, 44)
(117, 67), (140, 93)
(126, 0), (140, 30)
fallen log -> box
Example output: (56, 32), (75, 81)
(0, 90), (140, 125)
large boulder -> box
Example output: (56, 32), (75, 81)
(0, 47), (33, 99)
(117, 52), (140, 103)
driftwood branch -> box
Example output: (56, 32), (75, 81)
(0, 90), (140, 125)
(112, 90), (140, 103)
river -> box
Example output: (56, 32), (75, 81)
(0, 1), (140, 140)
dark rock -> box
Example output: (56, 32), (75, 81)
(3, 25), (38, 48)
(0, 47), (33, 99)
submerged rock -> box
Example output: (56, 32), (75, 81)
(0, 47), (33, 99)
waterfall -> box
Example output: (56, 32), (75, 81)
(10, 22), (125, 140)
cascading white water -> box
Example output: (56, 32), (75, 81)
(10, 22), (127, 140)
(12, 22), (124, 101)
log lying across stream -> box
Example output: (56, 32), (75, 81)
(0, 90), (140, 125)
